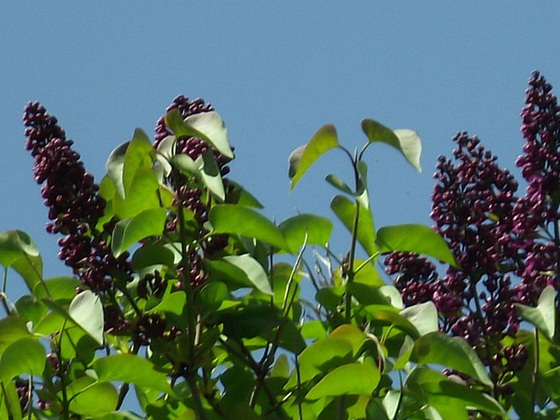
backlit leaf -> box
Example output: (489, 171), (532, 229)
(209, 205), (288, 251)
(279, 213), (333, 253)
(306, 363), (380, 399)
(331, 195), (377, 257)
(0, 338), (45, 381)
(289, 124), (338, 190)
(376, 224), (456, 266)
(112, 208), (167, 257)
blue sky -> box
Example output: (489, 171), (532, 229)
(2, 3), (560, 298)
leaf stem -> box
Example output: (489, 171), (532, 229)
(531, 328), (540, 416)
(345, 154), (362, 324)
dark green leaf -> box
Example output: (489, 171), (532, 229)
(131, 243), (176, 271)
(331, 195), (377, 257)
(209, 205), (288, 250)
(112, 166), (161, 219)
(361, 119), (422, 172)
(411, 332), (492, 386)
(279, 213), (333, 253)
(112, 208), (167, 257)
(289, 124), (338, 190)
(199, 282), (229, 310)
(376, 224), (456, 266)
(222, 305), (280, 339)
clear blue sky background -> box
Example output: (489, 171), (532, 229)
(2, 3), (560, 299)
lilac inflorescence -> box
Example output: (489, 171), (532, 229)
(23, 102), (132, 291)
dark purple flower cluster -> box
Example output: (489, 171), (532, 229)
(23, 102), (132, 291)
(385, 132), (523, 384)
(513, 71), (560, 304)
(385, 72), (560, 391)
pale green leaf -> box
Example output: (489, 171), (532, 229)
(361, 119), (422, 172)
(69, 290), (104, 345)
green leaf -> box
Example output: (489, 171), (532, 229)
(331, 195), (377, 257)
(222, 305), (280, 339)
(209, 205), (288, 250)
(0, 230), (43, 292)
(131, 243), (176, 271)
(285, 337), (353, 388)
(15, 295), (47, 326)
(0, 379), (22, 420)
(411, 332), (492, 386)
(226, 180), (264, 208)
(222, 254), (272, 295)
(400, 302), (438, 336)
(515, 285), (556, 340)
(123, 128), (155, 196)
(34, 276), (81, 303)
(112, 166), (161, 219)
(0, 338), (45, 380)
(306, 363), (380, 399)
(106, 141), (129, 198)
(68, 377), (118, 416)
(112, 208), (167, 257)
(278, 214), (333, 253)
(166, 109), (234, 158)
(330, 324), (367, 355)
(147, 291), (186, 316)
(325, 174), (354, 196)
(0, 317), (31, 354)
(94, 354), (173, 394)
(289, 124), (338, 190)
(361, 119), (422, 172)
(199, 282), (229, 310)
(69, 290), (104, 345)
(376, 224), (456, 266)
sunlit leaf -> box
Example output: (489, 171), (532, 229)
(325, 174), (354, 196)
(278, 214), (333, 253)
(69, 290), (104, 345)
(34, 276), (81, 303)
(147, 291), (186, 316)
(376, 224), (456, 266)
(306, 363), (380, 399)
(0, 338), (45, 381)
(112, 208), (167, 258)
(0, 317), (31, 354)
(411, 332), (492, 386)
(331, 195), (377, 257)
(361, 119), (422, 172)
(123, 128), (155, 196)
(94, 354), (173, 394)
(209, 205), (288, 250)
(285, 337), (353, 388)
(112, 166), (161, 219)
(0, 379), (22, 420)
(199, 150), (225, 201)
(68, 377), (118, 416)
(289, 124), (338, 190)
(226, 180), (264, 208)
